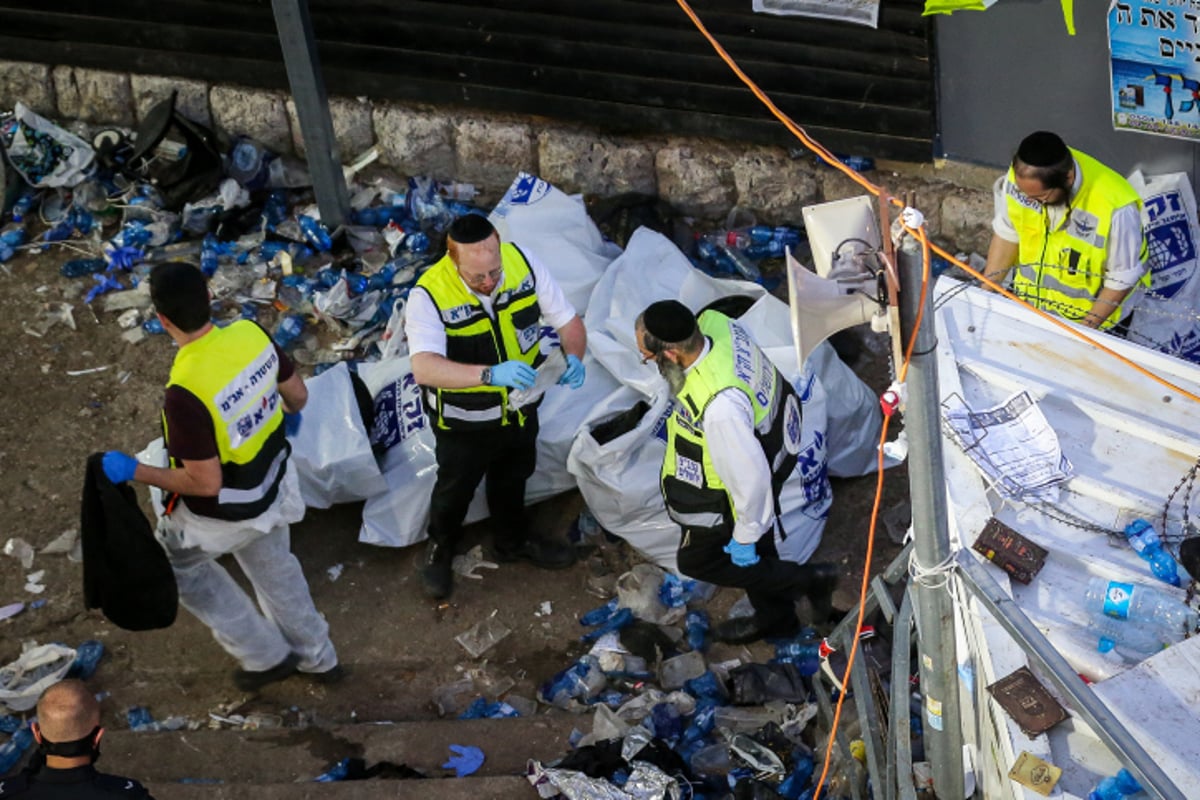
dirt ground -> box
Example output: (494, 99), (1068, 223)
(0, 212), (906, 737)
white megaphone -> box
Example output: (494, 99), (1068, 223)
(788, 195), (887, 365)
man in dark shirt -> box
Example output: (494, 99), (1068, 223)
(0, 680), (153, 798)
(101, 263), (339, 692)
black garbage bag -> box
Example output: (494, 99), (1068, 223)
(1180, 536), (1200, 583)
(728, 663), (808, 705)
(590, 400), (651, 446)
(619, 620), (679, 666)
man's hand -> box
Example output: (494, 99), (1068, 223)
(102, 451), (139, 484)
(488, 360), (537, 390)
(723, 540), (760, 567)
(558, 354), (585, 389)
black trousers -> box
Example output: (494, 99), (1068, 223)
(676, 526), (807, 630)
(427, 410), (539, 550)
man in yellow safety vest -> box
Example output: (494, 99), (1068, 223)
(983, 130), (1149, 332)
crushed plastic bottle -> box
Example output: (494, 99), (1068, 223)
(774, 627), (822, 676)
(1088, 768), (1142, 800)
(274, 314), (306, 349)
(685, 609), (710, 652)
(1124, 519), (1182, 587)
(68, 640), (105, 680)
(142, 317), (165, 335)
(110, 220), (153, 250)
(10, 189), (39, 223)
(297, 215), (333, 252)
(580, 598), (620, 627)
(539, 655), (607, 708)
(312, 757), (352, 783)
(200, 235), (220, 277)
(1084, 576), (1198, 638)
(0, 725), (34, 774)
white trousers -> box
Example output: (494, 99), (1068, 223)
(157, 469), (337, 673)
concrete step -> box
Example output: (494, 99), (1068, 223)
(148, 776), (533, 799)
(103, 716), (578, 785)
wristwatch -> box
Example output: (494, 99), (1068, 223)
(480, 366), (491, 386)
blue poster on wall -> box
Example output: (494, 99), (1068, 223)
(1108, 0), (1200, 141)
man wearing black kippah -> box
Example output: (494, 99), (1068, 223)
(405, 214), (587, 599)
(983, 130), (1149, 332)
(634, 300), (838, 644)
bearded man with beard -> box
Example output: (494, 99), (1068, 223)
(634, 300), (839, 644)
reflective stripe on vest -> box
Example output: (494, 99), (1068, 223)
(660, 311), (803, 534)
(164, 320), (289, 521)
(415, 242), (543, 431)
(1007, 148), (1149, 328)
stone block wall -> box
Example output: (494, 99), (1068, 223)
(0, 60), (997, 254)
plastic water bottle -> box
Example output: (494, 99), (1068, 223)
(1124, 519), (1182, 587)
(111, 221), (153, 250)
(297, 215), (332, 252)
(1084, 576), (1198, 638)
(61, 258), (107, 278)
(367, 263), (397, 293)
(1086, 612), (1168, 660)
(0, 725), (34, 774)
(313, 757), (352, 783)
(775, 628), (822, 676)
(2, 223), (26, 249)
(142, 318), (165, 335)
(686, 609), (710, 652)
(68, 640), (105, 680)
(353, 206), (407, 227)
(262, 190), (288, 229)
(0, 241), (14, 263)
(580, 598), (620, 627)
(274, 314), (306, 348)
(10, 189), (38, 223)
(716, 242), (761, 282)
(1088, 768), (1142, 800)
(199, 234), (220, 277)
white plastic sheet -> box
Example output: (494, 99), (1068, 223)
(3, 103), (95, 188)
(0, 643), (76, 712)
(290, 362), (386, 509)
(1127, 170), (1200, 363)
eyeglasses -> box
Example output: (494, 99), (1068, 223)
(458, 267), (503, 288)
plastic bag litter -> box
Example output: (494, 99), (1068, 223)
(526, 758), (682, 800)
(729, 662), (809, 704)
(616, 564), (681, 625)
(0, 643), (76, 712)
(2, 103), (94, 188)
(289, 363), (386, 509)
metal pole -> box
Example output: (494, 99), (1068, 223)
(271, 0), (350, 227)
(896, 231), (965, 799)
(955, 551), (1186, 800)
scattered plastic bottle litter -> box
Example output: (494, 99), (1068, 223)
(297, 215), (333, 252)
(1084, 576), (1198, 638)
(273, 314), (306, 349)
(0, 725), (34, 774)
(774, 628), (822, 677)
(580, 598), (620, 627)
(1086, 612), (1167, 661)
(313, 757), (352, 783)
(142, 317), (166, 335)
(61, 258), (107, 278)
(110, 220), (153, 250)
(200, 234), (220, 277)
(1088, 768), (1142, 800)
(69, 640), (105, 680)
(837, 155), (876, 172)
(1124, 519), (1182, 586)
(10, 190), (39, 223)
(685, 609), (710, 652)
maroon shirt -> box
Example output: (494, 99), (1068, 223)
(163, 325), (294, 516)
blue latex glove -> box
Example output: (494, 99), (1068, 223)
(723, 540), (760, 567)
(488, 360), (537, 390)
(102, 451), (139, 484)
(284, 412), (303, 437)
(558, 353), (586, 389)
(442, 744), (485, 777)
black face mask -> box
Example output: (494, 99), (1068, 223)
(38, 726), (102, 763)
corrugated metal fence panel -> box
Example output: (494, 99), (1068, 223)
(0, 0), (935, 161)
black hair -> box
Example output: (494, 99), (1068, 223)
(150, 262), (210, 333)
(1013, 131), (1073, 191)
(446, 213), (496, 245)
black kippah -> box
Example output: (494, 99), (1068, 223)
(643, 300), (696, 343)
(1016, 131), (1070, 168)
(447, 213), (495, 245)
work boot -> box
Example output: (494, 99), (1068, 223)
(306, 664), (346, 685)
(233, 653), (299, 692)
(798, 562), (840, 623)
(493, 535), (576, 570)
(420, 540), (455, 599)
(713, 614), (801, 645)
